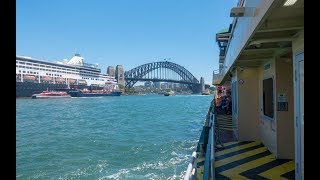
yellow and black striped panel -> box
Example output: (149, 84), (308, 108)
(216, 114), (236, 131)
(196, 157), (205, 179)
(215, 141), (295, 179)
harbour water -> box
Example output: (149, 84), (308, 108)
(16, 94), (213, 179)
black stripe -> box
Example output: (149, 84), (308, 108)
(215, 173), (231, 180)
(197, 160), (205, 167)
(215, 143), (265, 161)
(215, 141), (253, 152)
(217, 123), (233, 125)
(215, 150), (271, 173)
(239, 159), (291, 179)
(281, 169), (295, 179)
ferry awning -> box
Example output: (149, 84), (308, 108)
(217, 0), (304, 85)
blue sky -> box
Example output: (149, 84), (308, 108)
(16, 0), (237, 84)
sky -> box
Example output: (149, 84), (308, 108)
(16, 0), (238, 85)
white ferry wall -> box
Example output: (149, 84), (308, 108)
(213, 0), (303, 177)
(292, 30), (304, 180)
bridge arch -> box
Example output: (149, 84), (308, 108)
(124, 61), (199, 89)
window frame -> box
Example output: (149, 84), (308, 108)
(262, 76), (274, 119)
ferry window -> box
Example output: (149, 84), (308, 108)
(40, 65), (45, 67)
(26, 63), (32, 65)
(23, 71), (25, 73)
(263, 77), (274, 118)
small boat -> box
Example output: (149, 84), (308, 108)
(164, 90), (175, 96)
(32, 89), (71, 99)
(202, 89), (210, 95)
(68, 89), (122, 97)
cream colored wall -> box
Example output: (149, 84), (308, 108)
(275, 58), (294, 159)
(259, 59), (278, 156)
(231, 71), (238, 139)
(236, 68), (260, 141)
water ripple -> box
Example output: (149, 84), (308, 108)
(16, 94), (213, 179)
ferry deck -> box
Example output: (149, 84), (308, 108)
(184, 0), (304, 179)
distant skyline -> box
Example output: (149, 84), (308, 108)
(16, 0), (238, 84)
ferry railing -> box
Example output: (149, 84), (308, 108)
(203, 108), (215, 180)
(184, 151), (197, 180)
(184, 98), (218, 180)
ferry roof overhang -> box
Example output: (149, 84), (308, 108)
(217, 0), (304, 85)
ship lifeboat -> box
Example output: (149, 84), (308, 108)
(41, 76), (53, 81)
(23, 75), (36, 80)
(68, 78), (76, 84)
(55, 77), (66, 82)
(78, 79), (87, 85)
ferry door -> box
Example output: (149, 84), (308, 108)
(295, 52), (304, 180)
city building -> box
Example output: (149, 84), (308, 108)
(115, 65), (125, 86)
(107, 66), (115, 77)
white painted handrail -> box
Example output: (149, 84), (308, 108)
(184, 151), (197, 180)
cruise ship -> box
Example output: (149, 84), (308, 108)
(16, 53), (118, 97)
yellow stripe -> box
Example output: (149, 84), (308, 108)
(222, 141), (238, 146)
(216, 122), (233, 125)
(218, 126), (234, 129)
(217, 122), (233, 125)
(258, 160), (295, 179)
(220, 127), (234, 130)
(217, 124), (233, 126)
(197, 157), (205, 163)
(215, 147), (268, 167)
(197, 166), (204, 179)
(215, 141), (261, 157)
(219, 154), (276, 179)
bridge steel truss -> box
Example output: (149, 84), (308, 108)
(124, 61), (201, 92)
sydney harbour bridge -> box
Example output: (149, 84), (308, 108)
(124, 61), (205, 93)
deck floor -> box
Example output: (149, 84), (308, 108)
(214, 109), (295, 180)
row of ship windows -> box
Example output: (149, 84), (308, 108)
(18, 71), (104, 81)
(17, 65), (78, 74)
(19, 70), (39, 75)
(16, 61), (76, 71)
(46, 73), (62, 77)
(17, 65), (102, 77)
(81, 77), (102, 81)
(18, 70), (63, 77)
(16, 61), (101, 75)
(18, 70), (107, 81)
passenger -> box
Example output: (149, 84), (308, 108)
(225, 90), (232, 115)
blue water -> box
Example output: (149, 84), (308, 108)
(16, 94), (213, 179)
